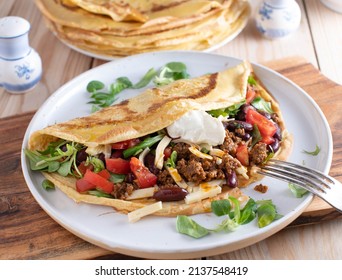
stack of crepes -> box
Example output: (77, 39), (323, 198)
(35, 0), (251, 58)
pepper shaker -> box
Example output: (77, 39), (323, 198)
(0, 16), (42, 94)
(255, 0), (301, 39)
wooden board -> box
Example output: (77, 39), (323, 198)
(0, 57), (341, 259)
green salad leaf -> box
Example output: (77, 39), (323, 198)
(42, 179), (55, 191)
(256, 200), (282, 228)
(132, 68), (158, 89)
(288, 183), (309, 198)
(122, 134), (164, 158)
(207, 100), (245, 118)
(251, 96), (274, 114)
(24, 141), (86, 183)
(176, 197), (281, 238)
(248, 75), (257, 86)
(176, 215), (209, 239)
(87, 62), (190, 111)
(303, 145), (321, 156)
(165, 151), (177, 168)
(153, 62), (190, 86)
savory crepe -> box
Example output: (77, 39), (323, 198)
(25, 61), (292, 220)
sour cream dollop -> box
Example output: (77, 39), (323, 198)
(166, 110), (225, 146)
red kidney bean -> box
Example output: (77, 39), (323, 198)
(273, 123), (282, 140)
(226, 120), (253, 132)
(125, 173), (135, 183)
(144, 153), (160, 175)
(76, 148), (88, 165)
(236, 104), (254, 121)
(268, 138), (280, 153)
(224, 170), (237, 188)
(153, 186), (188, 202)
(257, 110), (272, 119)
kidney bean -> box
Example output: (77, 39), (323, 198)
(97, 153), (105, 164)
(226, 120), (253, 132)
(224, 170), (237, 188)
(268, 138), (280, 153)
(125, 173), (135, 183)
(153, 187), (188, 202)
(257, 110), (272, 119)
(241, 133), (251, 141)
(236, 104), (254, 121)
(76, 148), (88, 165)
(273, 123), (282, 140)
(144, 153), (160, 175)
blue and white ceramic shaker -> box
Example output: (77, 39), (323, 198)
(0, 16), (42, 94)
(255, 0), (301, 39)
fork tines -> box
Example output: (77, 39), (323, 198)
(257, 159), (342, 213)
(257, 159), (333, 195)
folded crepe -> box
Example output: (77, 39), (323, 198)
(26, 61), (292, 218)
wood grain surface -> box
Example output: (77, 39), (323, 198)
(0, 58), (341, 260)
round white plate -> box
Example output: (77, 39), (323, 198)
(21, 51), (333, 259)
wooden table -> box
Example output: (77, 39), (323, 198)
(1, 0), (342, 259)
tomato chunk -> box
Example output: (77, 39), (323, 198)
(112, 139), (140, 149)
(130, 157), (157, 188)
(97, 169), (111, 179)
(246, 85), (256, 104)
(163, 147), (172, 159)
(76, 177), (95, 193)
(236, 144), (249, 166)
(246, 109), (277, 142)
(106, 158), (131, 174)
(83, 169), (114, 194)
(77, 161), (94, 176)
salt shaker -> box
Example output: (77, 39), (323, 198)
(0, 16), (42, 94)
(255, 0), (301, 39)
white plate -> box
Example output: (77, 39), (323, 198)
(21, 51), (333, 259)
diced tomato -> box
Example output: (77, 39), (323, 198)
(112, 139), (140, 149)
(163, 147), (172, 159)
(77, 161), (94, 175)
(129, 157), (157, 188)
(83, 169), (114, 194)
(246, 86), (256, 104)
(236, 144), (249, 166)
(76, 177), (95, 193)
(97, 169), (111, 180)
(246, 109), (277, 140)
(261, 135), (275, 145)
(105, 158), (131, 174)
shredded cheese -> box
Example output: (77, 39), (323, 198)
(167, 166), (188, 189)
(226, 154), (250, 180)
(184, 186), (222, 204)
(154, 135), (172, 169)
(189, 146), (213, 160)
(86, 144), (112, 158)
(209, 148), (225, 158)
(138, 147), (150, 165)
(125, 187), (156, 200)
(128, 201), (162, 223)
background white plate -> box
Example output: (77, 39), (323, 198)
(21, 51), (333, 259)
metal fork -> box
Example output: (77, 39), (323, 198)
(257, 159), (342, 213)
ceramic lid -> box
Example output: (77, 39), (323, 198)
(0, 16), (30, 38)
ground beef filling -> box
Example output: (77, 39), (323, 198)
(111, 182), (137, 200)
(111, 121), (276, 197)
